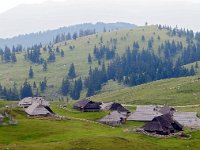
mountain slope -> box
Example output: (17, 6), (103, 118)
(0, 25), (195, 100)
(92, 75), (200, 106)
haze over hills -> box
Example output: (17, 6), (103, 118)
(0, 0), (200, 39)
(0, 22), (135, 48)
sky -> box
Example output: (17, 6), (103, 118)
(0, 0), (199, 14)
(0, 0), (64, 14)
(0, 0), (200, 38)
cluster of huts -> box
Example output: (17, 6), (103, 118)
(73, 99), (130, 126)
(17, 97), (200, 136)
(127, 105), (200, 135)
(18, 97), (54, 116)
(73, 99), (200, 135)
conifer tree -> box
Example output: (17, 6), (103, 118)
(33, 81), (37, 88)
(88, 53), (92, 64)
(21, 80), (33, 98)
(29, 66), (34, 78)
(61, 78), (70, 96)
(68, 63), (76, 79)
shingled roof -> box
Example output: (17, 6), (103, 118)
(73, 99), (91, 108)
(73, 99), (101, 112)
(127, 105), (162, 121)
(173, 112), (200, 127)
(18, 97), (50, 108)
(99, 111), (126, 126)
(25, 102), (53, 116)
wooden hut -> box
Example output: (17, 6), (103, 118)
(25, 102), (54, 116)
(18, 97), (50, 108)
(73, 99), (101, 112)
(101, 102), (130, 115)
(144, 114), (183, 135)
(99, 111), (126, 126)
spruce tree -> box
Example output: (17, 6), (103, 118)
(61, 78), (70, 96)
(72, 32), (78, 40)
(33, 81), (37, 88)
(56, 46), (60, 53)
(4, 46), (11, 62)
(68, 63), (76, 79)
(21, 80), (33, 98)
(70, 79), (81, 100)
(88, 53), (92, 64)
(29, 66), (34, 78)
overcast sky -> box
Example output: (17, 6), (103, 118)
(0, 0), (200, 38)
(0, 0), (199, 14)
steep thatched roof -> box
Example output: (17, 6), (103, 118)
(173, 112), (200, 127)
(144, 114), (183, 135)
(25, 102), (53, 116)
(18, 97), (50, 107)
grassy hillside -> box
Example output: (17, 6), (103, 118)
(0, 25), (189, 99)
(91, 75), (200, 106)
(184, 61), (200, 74)
(1, 102), (200, 150)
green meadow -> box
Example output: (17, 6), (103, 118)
(92, 75), (200, 106)
(0, 101), (200, 150)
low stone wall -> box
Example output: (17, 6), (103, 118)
(126, 128), (192, 139)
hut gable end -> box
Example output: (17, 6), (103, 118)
(73, 99), (101, 112)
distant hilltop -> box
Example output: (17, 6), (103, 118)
(0, 22), (136, 48)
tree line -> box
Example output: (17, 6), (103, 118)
(54, 29), (96, 43)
